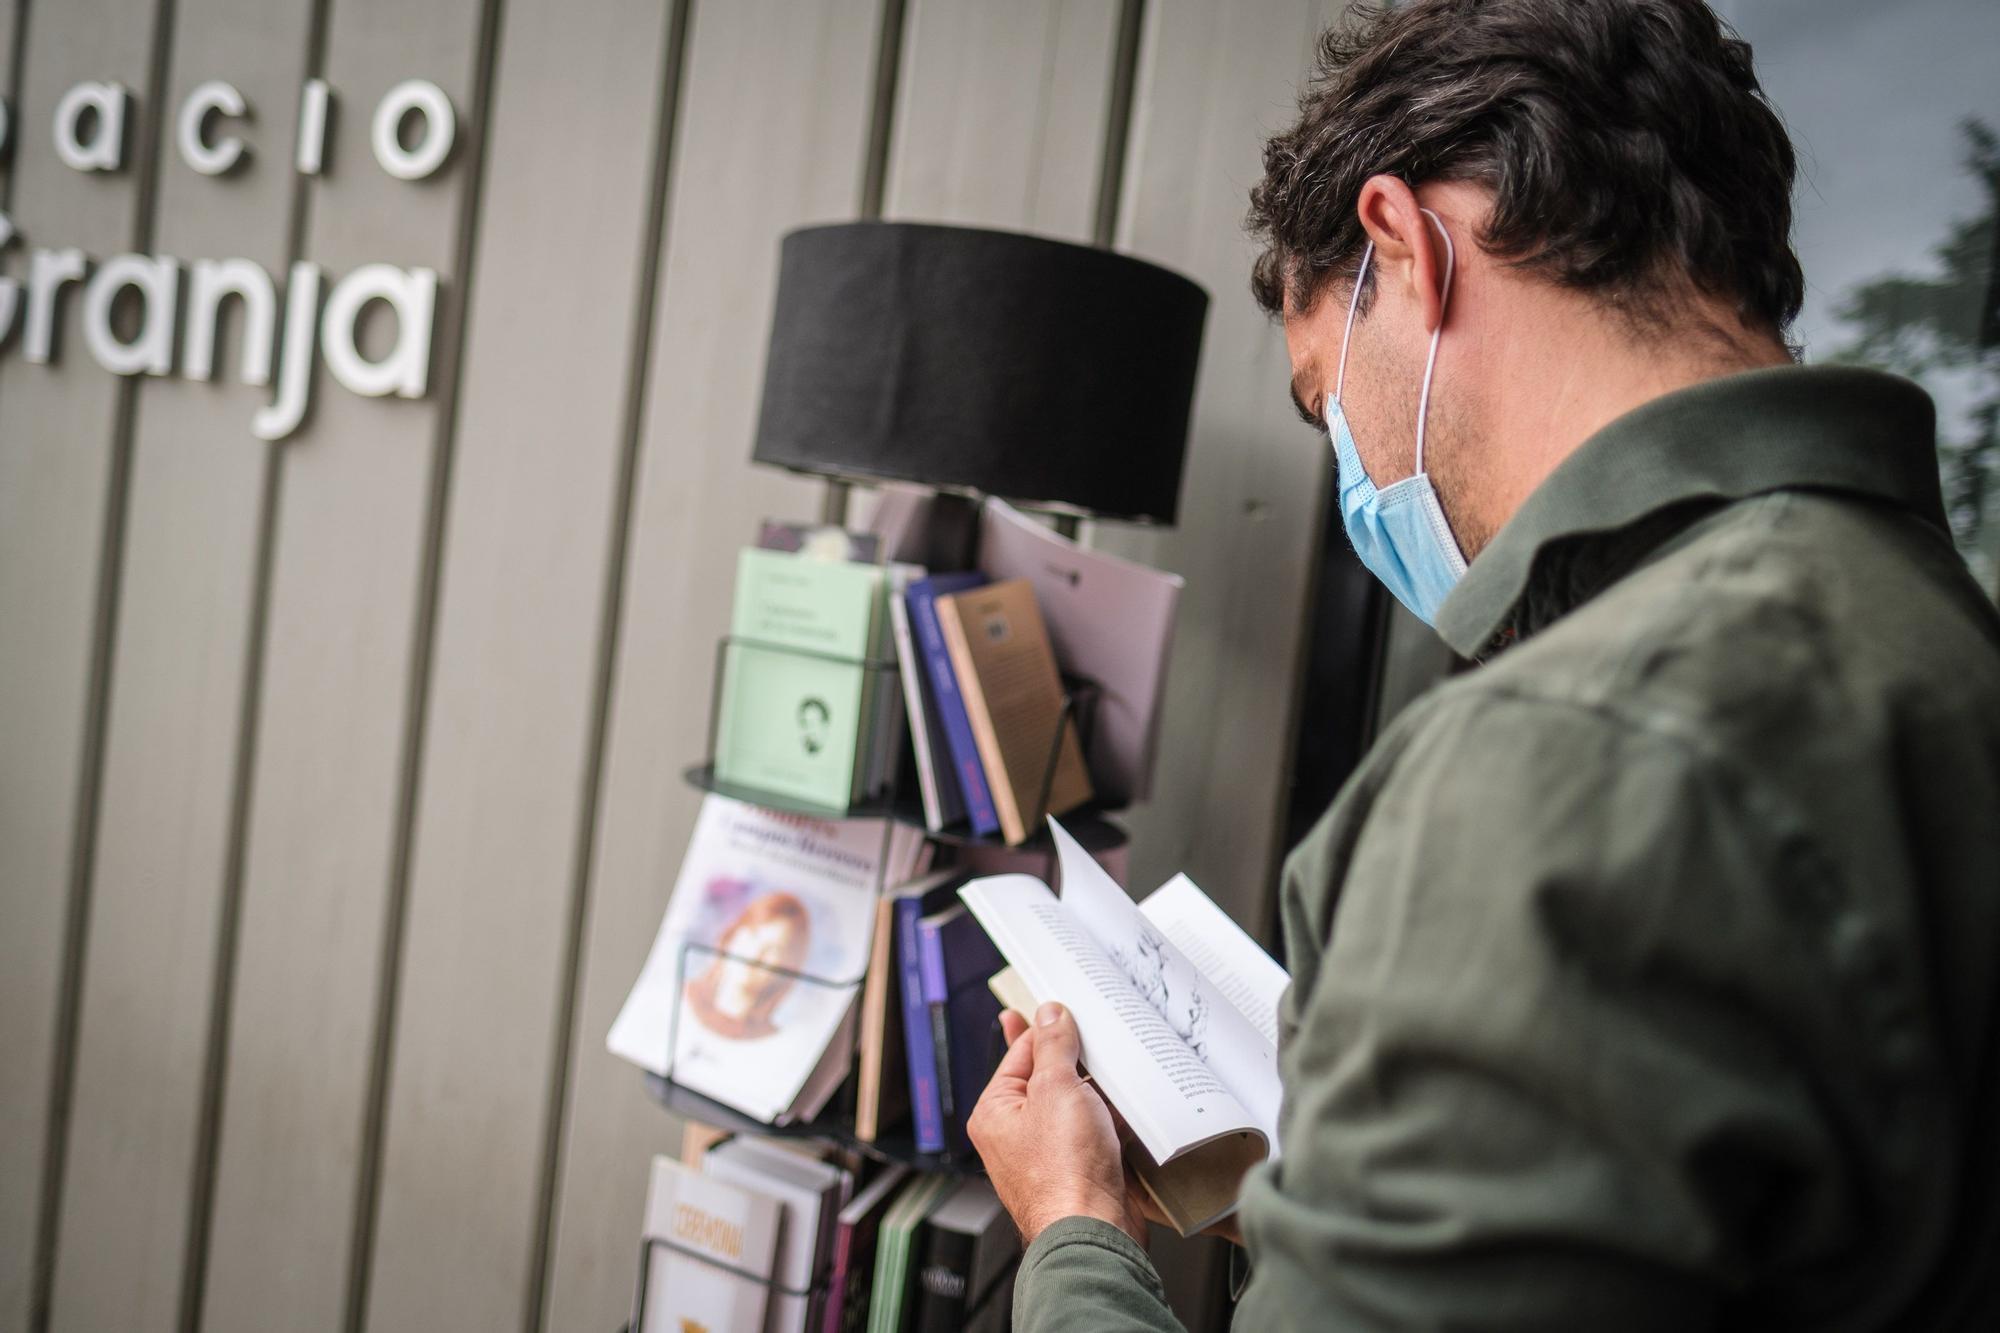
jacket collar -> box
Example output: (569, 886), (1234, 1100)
(1435, 365), (1946, 659)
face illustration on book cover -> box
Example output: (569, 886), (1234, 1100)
(679, 871), (851, 1050)
(684, 887), (813, 1040)
(796, 696), (831, 756)
(610, 795), (928, 1121)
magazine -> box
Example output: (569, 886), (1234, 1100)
(974, 499), (1182, 805)
(607, 794), (928, 1123)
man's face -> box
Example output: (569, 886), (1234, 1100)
(1283, 267), (1430, 494)
(1279, 189), (1497, 557)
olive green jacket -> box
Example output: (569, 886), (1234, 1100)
(1013, 366), (2000, 1330)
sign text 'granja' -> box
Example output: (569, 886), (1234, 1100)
(0, 78), (453, 440)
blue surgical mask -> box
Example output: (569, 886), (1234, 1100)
(1326, 209), (1467, 625)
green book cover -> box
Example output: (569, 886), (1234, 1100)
(714, 549), (884, 809)
(730, 547), (882, 659)
(868, 1175), (952, 1333)
(714, 641), (869, 808)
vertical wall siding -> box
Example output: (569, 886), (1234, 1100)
(358, 0), (678, 1326)
(0, 3), (174, 1330)
(0, 3), (1337, 1330)
(0, 3), (29, 1320)
(51, 4), (320, 1330)
(0, 0), (41, 1315)
(202, 0), (495, 1330)
(1095, 0), (1342, 941)
(884, 0), (1120, 240)
(540, 3), (887, 1326)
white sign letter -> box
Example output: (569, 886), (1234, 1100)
(254, 261), (322, 441)
(296, 78), (330, 175)
(25, 247), (89, 362)
(54, 81), (129, 172)
(84, 253), (181, 376)
(177, 80), (250, 176)
(321, 263), (435, 399)
(186, 257), (276, 384)
(370, 80), (453, 181)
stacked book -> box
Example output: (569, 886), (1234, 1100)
(637, 1147), (1019, 1333)
(711, 502), (1184, 846)
(608, 503), (1188, 1134)
(712, 524), (912, 813)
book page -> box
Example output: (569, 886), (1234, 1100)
(1140, 874), (1290, 1048)
(1049, 822), (1285, 1150)
(958, 874), (1257, 1165)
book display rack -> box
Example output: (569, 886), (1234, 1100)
(621, 220), (1206, 1331)
(625, 601), (1128, 1330)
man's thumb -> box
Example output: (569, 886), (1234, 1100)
(1031, 1002), (1082, 1077)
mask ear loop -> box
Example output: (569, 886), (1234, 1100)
(1413, 208), (1454, 474)
(1332, 241), (1374, 405)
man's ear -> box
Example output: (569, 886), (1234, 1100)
(1356, 175), (1451, 334)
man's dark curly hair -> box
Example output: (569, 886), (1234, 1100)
(1248, 0), (1804, 335)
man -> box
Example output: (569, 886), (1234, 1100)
(968, 1), (2000, 1328)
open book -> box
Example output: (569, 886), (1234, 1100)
(958, 821), (1289, 1235)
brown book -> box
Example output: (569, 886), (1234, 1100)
(935, 579), (1093, 845)
(854, 886), (908, 1141)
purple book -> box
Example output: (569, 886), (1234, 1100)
(905, 572), (997, 836)
(897, 881), (962, 1153)
(917, 904), (1007, 1155)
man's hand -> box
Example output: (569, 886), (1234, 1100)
(968, 1003), (1146, 1247)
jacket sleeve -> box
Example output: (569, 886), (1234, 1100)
(1233, 686), (1870, 1329)
(1011, 1217), (1185, 1333)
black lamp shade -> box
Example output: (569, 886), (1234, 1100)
(751, 222), (1208, 525)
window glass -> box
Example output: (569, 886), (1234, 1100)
(1719, 0), (2000, 595)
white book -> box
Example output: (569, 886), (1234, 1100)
(637, 1155), (782, 1333)
(959, 819), (1290, 1235)
(704, 1138), (852, 1333)
(607, 795), (929, 1123)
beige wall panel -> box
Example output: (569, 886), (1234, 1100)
(47, 5), (319, 1330)
(0, 3), (162, 1328)
(885, 0), (1118, 237)
(1093, 0), (1340, 934)
(355, 0), (672, 1329)
(197, 1), (487, 1329)
(540, 2), (885, 1328)
(0, 1), (27, 1322)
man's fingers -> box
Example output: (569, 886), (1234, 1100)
(989, 1012), (1037, 1088)
(1000, 1010), (1029, 1045)
(1028, 1002), (1083, 1087)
